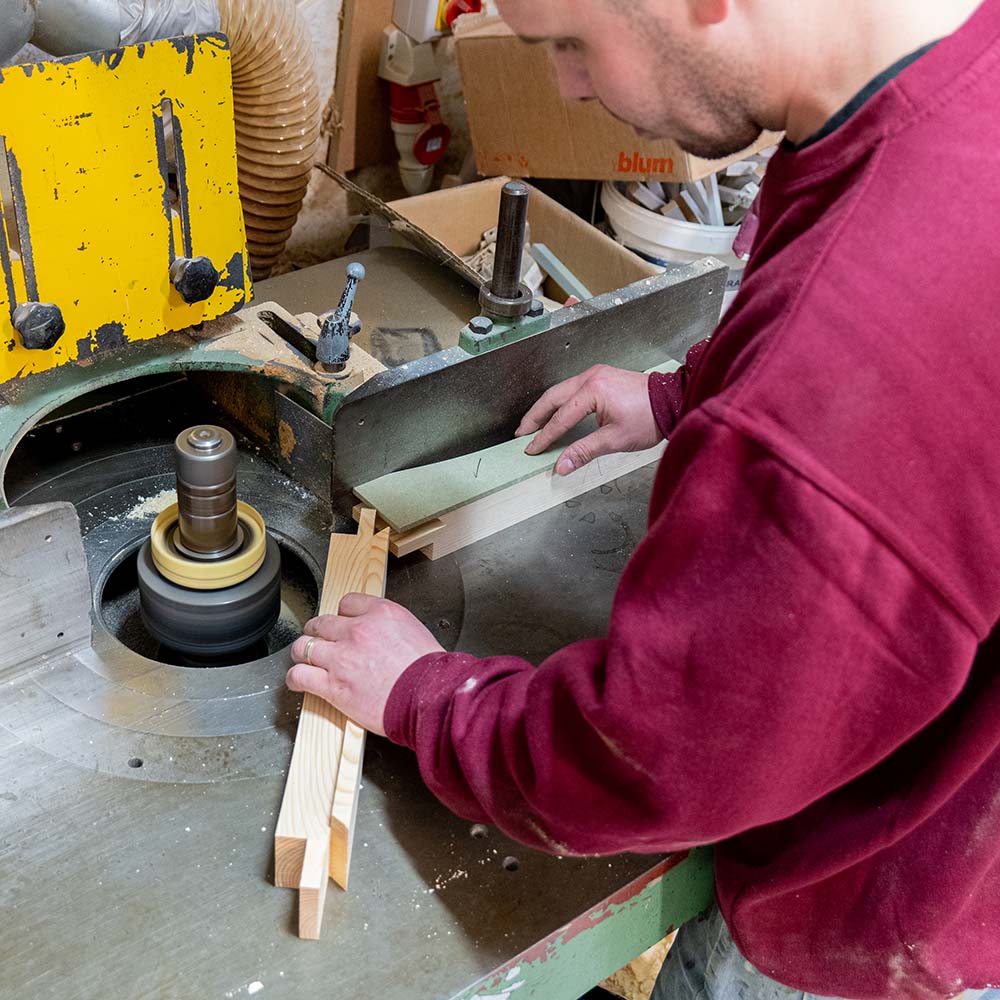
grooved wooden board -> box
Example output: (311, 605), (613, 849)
(273, 509), (389, 937)
(274, 694), (346, 890)
(326, 512), (389, 890)
(320, 510), (389, 619)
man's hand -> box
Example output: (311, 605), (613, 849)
(287, 595), (444, 736)
(516, 365), (662, 475)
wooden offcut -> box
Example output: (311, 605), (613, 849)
(325, 0), (396, 173)
(0, 503), (92, 684)
(273, 509), (389, 938)
(297, 836), (331, 942)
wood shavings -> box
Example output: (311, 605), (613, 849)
(601, 933), (676, 1000)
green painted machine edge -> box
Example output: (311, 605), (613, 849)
(448, 846), (715, 1000)
(0, 330), (344, 510)
(459, 311), (552, 355)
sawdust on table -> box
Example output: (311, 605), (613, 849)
(123, 489), (176, 521)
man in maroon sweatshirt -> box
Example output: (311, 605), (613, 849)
(288, 1), (1000, 996)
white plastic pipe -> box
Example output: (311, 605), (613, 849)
(14, 0), (219, 57)
(0, 0), (40, 61)
(31, 0), (123, 54)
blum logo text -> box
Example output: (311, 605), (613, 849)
(617, 151), (674, 175)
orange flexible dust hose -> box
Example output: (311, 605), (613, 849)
(218, 0), (321, 278)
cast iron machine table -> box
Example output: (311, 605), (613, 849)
(0, 257), (719, 1000)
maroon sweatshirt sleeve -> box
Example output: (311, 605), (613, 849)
(647, 337), (712, 438)
(383, 406), (974, 856)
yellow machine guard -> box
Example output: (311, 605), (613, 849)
(0, 34), (251, 381)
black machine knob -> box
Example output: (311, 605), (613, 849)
(170, 256), (220, 304)
(12, 301), (65, 351)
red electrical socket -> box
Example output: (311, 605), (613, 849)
(389, 81), (452, 166)
(445, 0), (483, 29)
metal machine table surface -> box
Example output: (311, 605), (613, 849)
(0, 463), (711, 1000)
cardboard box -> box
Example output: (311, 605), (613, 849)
(453, 14), (780, 183)
(388, 177), (659, 300)
(327, 0), (397, 174)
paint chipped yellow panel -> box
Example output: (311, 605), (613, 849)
(0, 34), (251, 381)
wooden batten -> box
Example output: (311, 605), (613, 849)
(273, 509), (389, 937)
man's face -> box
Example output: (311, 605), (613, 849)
(497, 0), (763, 159)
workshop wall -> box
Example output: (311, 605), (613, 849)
(298, 0), (342, 112)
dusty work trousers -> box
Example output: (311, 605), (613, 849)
(651, 906), (1000, 1000)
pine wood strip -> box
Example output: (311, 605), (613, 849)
(329, 520), (389, 889)
(329, 719), (366, 890)
(350, 504), (445, 557)
(273, 509), (388, 937)
(297, 836), (330, 941)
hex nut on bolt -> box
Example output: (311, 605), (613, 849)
(12, 302), (66, 351)
(170, 256), (220, 304)
(469, 315), (494, 336)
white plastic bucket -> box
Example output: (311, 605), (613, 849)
(601, 181), (746, 313)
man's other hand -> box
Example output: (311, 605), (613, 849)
(515, 365), (663, 475)
(287, 596), (444, 736)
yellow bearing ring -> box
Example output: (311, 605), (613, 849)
(149, 501), (268, 591)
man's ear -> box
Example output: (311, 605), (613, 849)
(691, 0), (728, 26)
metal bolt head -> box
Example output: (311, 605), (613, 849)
(170, 256), (220, 304)
(469, 315), (494, 335)
(12, 302), (66, 351)
(527, 299), (545, 318)
(187, 427), (224, 451)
